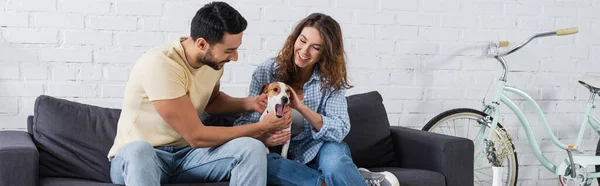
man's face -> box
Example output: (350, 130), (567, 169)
(197, 32), (242, 70)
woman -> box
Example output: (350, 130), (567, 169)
(234, 13), (399, 186)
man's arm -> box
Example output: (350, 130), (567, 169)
(141, 58), (283, 148)
(205, 84), (255, 115)
(204, 84), (252, 114)
(154, 94), (269, 148)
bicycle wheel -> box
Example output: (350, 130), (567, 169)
(422, 108), (519, 186)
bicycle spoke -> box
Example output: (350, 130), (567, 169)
(453, 119), (457, 136)
(474, 173), (484, 185)
(443, 122), (451, 135)
(476, 169), (493, 178)
(474, 152), (487, 166)
(465, 120), (471, 139)
(467, 119), (471, 138)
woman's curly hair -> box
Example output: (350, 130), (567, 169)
(274, 13), (352, 91)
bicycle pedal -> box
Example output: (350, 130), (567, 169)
(567, 145), (585, 154)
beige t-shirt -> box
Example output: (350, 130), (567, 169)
(107, 37), (223, 159)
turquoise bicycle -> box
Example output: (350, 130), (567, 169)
(421, 27), (599, 186)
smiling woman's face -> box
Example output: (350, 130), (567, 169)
(293, 26), (323, 69)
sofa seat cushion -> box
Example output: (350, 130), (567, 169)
(369, 167), (446, 186)
(32, 95), (121, 183)
(342, 91), (398, 168)
(40, 177), (229, 186)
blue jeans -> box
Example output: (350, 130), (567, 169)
(109, 137), (267, 186)
(266, 141), (368, 186)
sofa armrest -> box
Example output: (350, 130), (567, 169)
(0, 131), (38, 186)
(390, 126), (473, 186)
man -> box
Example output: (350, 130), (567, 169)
(106, 2), (291, 186)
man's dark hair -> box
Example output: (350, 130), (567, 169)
(190, 1), (247, 44)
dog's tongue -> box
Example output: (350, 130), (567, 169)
(275, 104), (284, 118)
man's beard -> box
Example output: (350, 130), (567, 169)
(197, 48), (225, 70)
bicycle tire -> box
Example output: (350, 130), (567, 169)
(422, 108), (519, 186)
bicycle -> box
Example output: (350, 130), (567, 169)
(420, 27), (598, 186)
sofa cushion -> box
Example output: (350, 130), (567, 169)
(32, 95), (121, 183)
(343, 91), (398, 168)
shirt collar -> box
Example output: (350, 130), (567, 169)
(309, 65), (320, 82)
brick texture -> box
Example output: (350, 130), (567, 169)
(0, 0), (596, 184)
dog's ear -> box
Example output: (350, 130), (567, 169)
(260, 84), (268, 94)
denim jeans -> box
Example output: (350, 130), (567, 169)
(109, 137), (267, 186)
(266, 141), (368, 186)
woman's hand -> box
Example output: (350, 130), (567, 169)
(261, 131), (291, 147)
(288, 87), (324, 131)
(288, 88), (305, 111)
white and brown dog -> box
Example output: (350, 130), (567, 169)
(259, 82), (292, 158)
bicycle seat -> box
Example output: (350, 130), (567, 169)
(578, 75), (600, 93)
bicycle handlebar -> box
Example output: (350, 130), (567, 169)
(488, 27), (578, 82)
(492, 27), (579, 57)
(556, 27), (579, 36)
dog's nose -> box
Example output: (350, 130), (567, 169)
(282, 97), (288, 104)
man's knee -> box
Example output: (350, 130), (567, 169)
(116, 140), (155, 159)
(229, 137), (266, 155)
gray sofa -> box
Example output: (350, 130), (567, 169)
(0, 91), (473, 186)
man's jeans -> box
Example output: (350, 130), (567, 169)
(266, 141), (368, 186)
(109, 137), (267, 186)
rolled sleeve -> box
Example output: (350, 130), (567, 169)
(311, 88), (350, 142)
(141, 57), (187, 101)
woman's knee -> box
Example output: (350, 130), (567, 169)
(267, 152), (282, 160)
(319, 141), (351, 157)
(318, 142), (355, 175)
(319, 157), (354, 177)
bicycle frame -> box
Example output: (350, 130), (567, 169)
(472, 75), (600, 177)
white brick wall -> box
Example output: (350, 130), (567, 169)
(0, 0), (598, 184)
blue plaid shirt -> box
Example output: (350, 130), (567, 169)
(233, 59), (351, 164)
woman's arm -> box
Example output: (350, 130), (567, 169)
(296, 103), (323, 130)
(290, 87), (350, 142)
(289, 88), (323, 130)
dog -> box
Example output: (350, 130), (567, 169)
(259, 82), (292, 158)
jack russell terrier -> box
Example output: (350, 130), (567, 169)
(259, 82), (293, 158)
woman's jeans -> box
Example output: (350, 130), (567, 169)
(266, 141), (368, 186)
(109, 137), (267, 186)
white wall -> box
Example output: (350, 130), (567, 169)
(1, 0), (599, 185)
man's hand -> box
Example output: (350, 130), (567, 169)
(260, 130), (291, 147)
(260, 105), (291, 131)
(248, 93), (267, 113)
